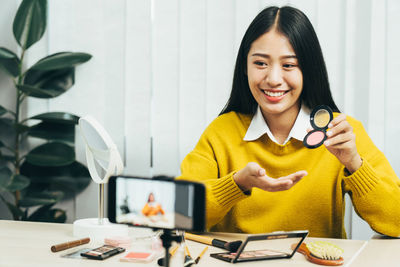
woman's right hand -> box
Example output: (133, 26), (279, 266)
(233, 162), (307, 192)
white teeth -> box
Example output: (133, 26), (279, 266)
(264, 90), (286, 97)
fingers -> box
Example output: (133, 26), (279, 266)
(262, 179), (294, 192)
(324, 114), (355, 147)
(326, 120), (350, 138)
(278, 170), (308, 184)
(246, 162), (265, 176)
(236, 163), (307, 192)
(276, 170), (307, 188)
(233, 162), (265, 191)
(325, 131), (355, 148)
(257, 170), (307, 192)
(328, 113), (346, 128)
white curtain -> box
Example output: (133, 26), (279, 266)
(1, 0), (399, 240)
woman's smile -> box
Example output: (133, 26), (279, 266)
(262, 89), (292, 102)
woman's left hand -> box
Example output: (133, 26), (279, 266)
(324, 113), (362, 174)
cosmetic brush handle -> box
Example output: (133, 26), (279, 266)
(184, 233), (213, 245)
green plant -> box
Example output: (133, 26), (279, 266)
(0, 0), (92, 222)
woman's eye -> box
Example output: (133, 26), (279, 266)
(254, 61), (267, 67)
(283, 63), (297, 68)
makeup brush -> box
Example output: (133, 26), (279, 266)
(194, 246), (208, 264)
(183, 245), (196, 267)
(185, 233), (242, 253)
(292, 241), (344, 266)
(157, 245), (179, 266)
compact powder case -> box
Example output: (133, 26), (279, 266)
(303, 105), (333, 149)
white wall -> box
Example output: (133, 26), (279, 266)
(0, 0), (399, 240)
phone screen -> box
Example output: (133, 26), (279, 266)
(108, 176), (205, 231)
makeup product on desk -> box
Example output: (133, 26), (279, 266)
(51, 237), (90, 252)
(80, 245), (125, 260)
(210, 230), (308, 263)
(184, 245), (196, 267)
(104, 236), (132, 249)
(292, 241), (344, 266)
(120, 251), (156, 263)
(303, 105), (333, 149)
(61, 248), (92, 259)
(185, 232), (242, 252)
(194, 246), (208, 264)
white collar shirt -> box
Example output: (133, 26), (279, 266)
(243, 104), (311, 145)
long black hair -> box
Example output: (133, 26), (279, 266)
(220, 6), (339, 115)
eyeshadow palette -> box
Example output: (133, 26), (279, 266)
(303, 105), (333, 149)
(210, 230), (308, 263)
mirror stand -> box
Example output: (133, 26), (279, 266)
(73, 115), (127, 241)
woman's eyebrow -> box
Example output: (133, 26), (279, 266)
(250, 53), (297, 59)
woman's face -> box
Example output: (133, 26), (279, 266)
(148, 193), (154, 202)
(247, 29), (303, 118)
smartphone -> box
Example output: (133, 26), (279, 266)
(80, 245), (125, 260)
(108, 176), (205, 232)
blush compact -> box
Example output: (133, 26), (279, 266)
(303, 105), (333, 149)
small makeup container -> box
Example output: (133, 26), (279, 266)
(303, 105), (333, 149)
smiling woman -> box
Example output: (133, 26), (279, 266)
(177, 6), (400, 239)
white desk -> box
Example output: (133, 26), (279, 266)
(0, 220), (397, 267)
(347, 238), (400, 266)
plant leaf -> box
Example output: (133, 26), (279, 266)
(13, 0), (47, 50)
(0, 117), (15, 132)
(0, 47), (20, 77)
(6, 174), (30, 192)
(0, 118), (16, 150)
(21, 67), (74, 99)
(29, 112), (79, 125)
(0, 105), (8, 116)
(0, 155), (15, 163)
(19, 191), (63, 207)
(14, 122), (30, 134)
(27, 204), (66, 223)
(25, 142), (75, 167)
(4, 202), (24, 219)
(17, 84), (63, 98)
(28, 121), (75, 143)
(30, 52), (92, 71)
(20, 161), (91, 199)
(0, 47), (17, 59)
(0, 166), (12, 192)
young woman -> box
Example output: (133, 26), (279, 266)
(141, 192), (165, 217)
(178, 6), (400, 238)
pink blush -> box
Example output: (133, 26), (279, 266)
(306, 131), (325, 145)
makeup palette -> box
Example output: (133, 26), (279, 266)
(303, 105), (333, 149)
(210, 230), (308, 263)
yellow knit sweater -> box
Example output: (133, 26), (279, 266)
(178, 112), (400, 238)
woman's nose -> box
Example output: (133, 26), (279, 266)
(265, 65), (283, 87)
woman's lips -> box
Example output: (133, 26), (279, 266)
(262, 89), (290, 103)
